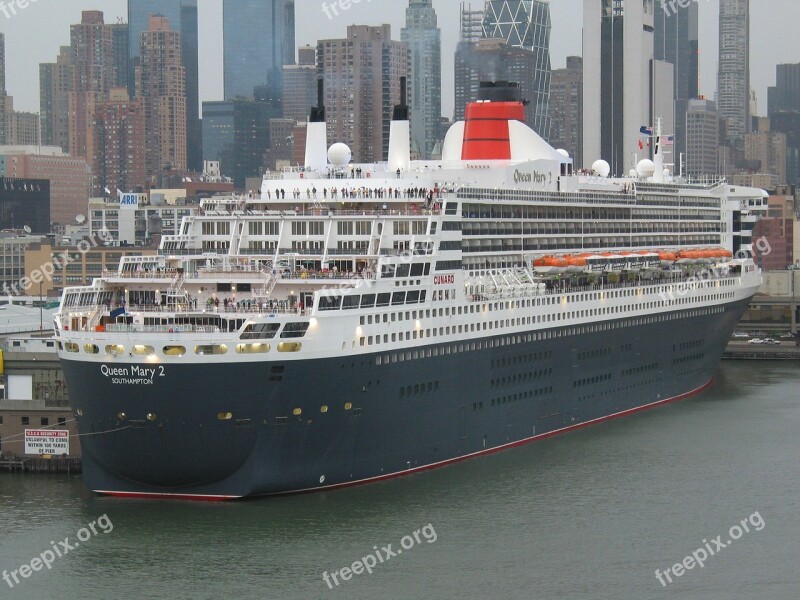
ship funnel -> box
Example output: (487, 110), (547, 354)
(305, 78), (328, 171)
(462, 81), (526, 160)
(388, 76), (411, 173)
(393, 76), (409, 121)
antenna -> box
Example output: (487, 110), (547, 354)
(23, 225), (32, 234)
(76, 214), (86, 225)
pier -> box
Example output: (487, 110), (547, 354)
(0, 457), (82, 474)
(723, 341), (800, 360)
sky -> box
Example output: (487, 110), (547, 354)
(1, 0), (799, 119)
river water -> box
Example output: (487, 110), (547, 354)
(1, 361), (798, 599)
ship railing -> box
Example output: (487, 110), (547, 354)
(264, 208), (437, 217)
(464, 267), (740, 303)
(121, 304), (311, 317)
(104, 269), (180, 279)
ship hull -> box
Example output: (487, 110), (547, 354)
(62, 298), (751, 499)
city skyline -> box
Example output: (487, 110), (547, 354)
(1, 0), (799, 126)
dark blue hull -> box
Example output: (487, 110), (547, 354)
(62, 299), (750, 499)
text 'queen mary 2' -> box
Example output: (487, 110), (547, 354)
(56, 81), (764, 500)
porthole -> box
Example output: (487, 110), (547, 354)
(84, 344), (99, 354)
(117, 412), (127, 421)
(132, 345), (155, 356)
(163, 345), (186, 356)
(105, 344), (124, 355)
(277, 342), (302, 353)
(320, 405), (328, 413)
(292, 408), (302, 416)
(235, 343), (271, 354)
(196, 345), (228, 355)
(344, 403), (353, 411)
(65, 342), (79, 353)
(146, 413), (157, 421)
(217, 412), (233, 420)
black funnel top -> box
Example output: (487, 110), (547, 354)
(477, 81), (524, 104)
(392, 76), (409, 121)
(309, 78), (326, 123)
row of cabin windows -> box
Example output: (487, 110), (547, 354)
(319, 290), (427, 311)
(372, 305), (728, 366)
(381, 263), (430, 278)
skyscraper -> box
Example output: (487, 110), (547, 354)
(549, 56), (583, 167)
(768, 63), (800, 185)
(402, 0), (442, 160)
(318, 25), (408, 164)
(136, 15), (187, 176)
(686, 98), (721, 180)
(109, 21), (130, 90)
(455, 38), (544, 132)
(717, 0), (750, 150)
(481, 0), (552, 139)
(128, 1), (201, 170)
(282, 46), (318, 124)
(202, 99), (278, 187)
(0, 32), (7, 145)
(91, 88), (147, 196)
(223, 0), (296, 103)
(39, 47), (73, 152)
(68, 11), (116, 160)
(583, 0), (672, 176)
(654, 0), (699, 164)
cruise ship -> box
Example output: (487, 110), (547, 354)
(55, 81), (765, 500)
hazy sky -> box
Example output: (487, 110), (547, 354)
(2, 0), (799, 119)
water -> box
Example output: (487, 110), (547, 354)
(1, 361), (798, 600)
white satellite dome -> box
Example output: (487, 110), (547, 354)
(591, 159), (611, 178)
(636, 159), (656, 178)
(328, 143), (352, 167)
(629, 169), (637, 178)
(556, 149), (570, 158)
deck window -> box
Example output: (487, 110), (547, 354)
(235, 343), (271, 354)
(277, 342), (302, 353)
(132, 345), (155, 356)
(196, 345), (228, 355)
(163, 346), (186, 356)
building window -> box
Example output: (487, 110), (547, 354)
(21, 416), (30, 426)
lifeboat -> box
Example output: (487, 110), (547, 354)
(563, 255), (588, 273)
(699, 249), (717, 264)
(533, 256), (569, 274)
(675, 250), (702, 264)
(658, 251), (677, 267)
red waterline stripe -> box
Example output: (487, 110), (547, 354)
(277, 378), (715, 497)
